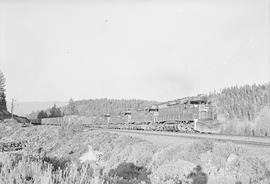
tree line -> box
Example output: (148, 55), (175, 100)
(210, 83), (270, 121)
(36, 98), (79, 119)
(29, 98), (157, 119)
(61, 98), (158, 117)
(37, 104), (63, 119)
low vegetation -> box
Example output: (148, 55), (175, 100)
(220, 106), (270, 136)
(1, 122), (270, 184)
(106, 162), (151, 184)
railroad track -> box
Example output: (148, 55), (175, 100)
(97, 128), (270, 147)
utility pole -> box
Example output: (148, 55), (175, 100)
(11, 98), (14, 119)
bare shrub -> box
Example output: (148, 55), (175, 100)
(212, 142), (247, 159)
(41, 156), (71, 172)
(220, 120), (254, 136)
(189, 140), (214, 154)
(59, 120), (84, 138)
(149, 144), (190, 170)
(185, 140), (214, 165)
(150, 159), (195, 184)
(254, 107), (270, 136)
(231, 157), (270, 184)
(220, 107), (270, 136)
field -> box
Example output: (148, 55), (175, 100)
(1, 121), (270, 184)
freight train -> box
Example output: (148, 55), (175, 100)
(36, 95), (221, 134)
(106, 95), (221, 134)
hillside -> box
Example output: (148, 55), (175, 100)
(210, 83), (270, 121)
(67, 83), (270, 121)
(0, 109), (11, 120)
(0, 122), (270, 183)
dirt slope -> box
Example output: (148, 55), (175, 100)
(0, 123), (270, 184)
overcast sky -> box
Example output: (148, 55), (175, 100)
(0, 0), (269, 102)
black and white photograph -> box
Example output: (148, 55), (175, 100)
(0, 0), (270, 183)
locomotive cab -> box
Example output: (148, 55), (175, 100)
(192, 98), (220, 134)
(189, 96), (215, 121)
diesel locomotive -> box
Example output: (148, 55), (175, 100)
(107, 95), (221, 134)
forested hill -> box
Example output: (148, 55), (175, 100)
(210, 83), (270, 121)
(29, 83), (270, 122)
(62, 99), (158, 116)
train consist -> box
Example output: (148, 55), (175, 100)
(35, 95), (221, 134)
(106, 95), (221, 134)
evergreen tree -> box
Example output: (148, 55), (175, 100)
(37, 110), (48, 119)
(0, 70), (7, 111)
(49, 104), (62, 118)
(211, 82), (270, 121)
(65, 98), (79, 116)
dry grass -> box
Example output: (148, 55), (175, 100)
(1, 122), (270, 184)
(0, 154), (100, 184)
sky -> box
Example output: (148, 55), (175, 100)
(0, 0), (269, 103)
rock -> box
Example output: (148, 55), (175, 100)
(79, 145), (103, 163)
(226, 153), (238, 169)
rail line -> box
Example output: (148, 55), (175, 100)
(96, 128), (270, 147)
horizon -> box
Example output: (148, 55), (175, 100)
(1, 0), (269, 103)
(6, 81), (270, 104)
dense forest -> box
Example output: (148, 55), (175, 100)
(68, 83), (270, 120)
(210, 83), (270, 121)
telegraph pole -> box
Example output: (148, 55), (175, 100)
(11, 98), (14, 119)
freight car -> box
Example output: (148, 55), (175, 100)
(107, 95), (221, 134)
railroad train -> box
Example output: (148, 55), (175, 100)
(35, 95), (221, 134)
(106, 95), (221, 134)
